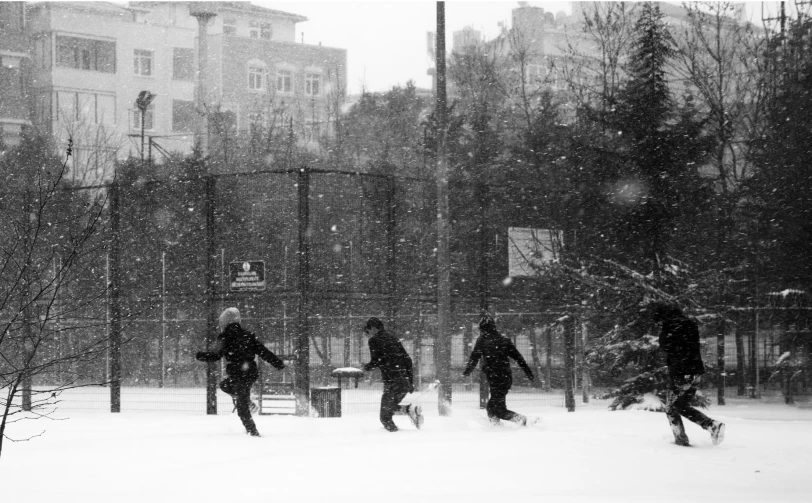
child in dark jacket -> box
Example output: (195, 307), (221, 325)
(463, 314), (535, 425)
(651, 302), (725, 446)
(196, 307), (285, 437)
(362, 317), (423, 432)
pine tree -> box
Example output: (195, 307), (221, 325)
(576, 3), (713, 410)
(608, 2), (712, 268)
(747, 14), (812, 292)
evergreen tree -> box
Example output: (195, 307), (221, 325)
(747, 14), (812, 292)
(576, 3), (714, 409)
(608, 2), (712, 268)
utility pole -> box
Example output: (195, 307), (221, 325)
(435, 1), (452, 416)
(189, 2), (218, 414)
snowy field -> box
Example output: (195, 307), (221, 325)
(3, 396), (811, 503)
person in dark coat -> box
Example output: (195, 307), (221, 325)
(196, 307), (285, 437)
(362, 317), (423, 432)
(462, 314), (535, 426)
(651, 302), (725, 446)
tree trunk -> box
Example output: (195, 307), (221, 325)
(564, 317), (576, 412)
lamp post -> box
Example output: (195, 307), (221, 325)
(135, 90), (156, 162)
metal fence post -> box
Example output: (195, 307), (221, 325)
(109, 180), (121, 413)
(295, 165), (311, 416)
(717, 320), (726, 405)
(205, 172), (218, 415)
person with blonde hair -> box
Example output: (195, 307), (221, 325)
(196, 307), (285, 437)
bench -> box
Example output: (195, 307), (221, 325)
(259, 382), (296, 415)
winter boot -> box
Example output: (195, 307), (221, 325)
(708, 421), (725, 446)
(407, 404), (424, 429)
(510, 414), (528, 426)
(668, 413), (690, 446)
(383, 421), (398, 432)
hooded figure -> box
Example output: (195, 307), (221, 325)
(196, 308), (285, 436)
(463, 314), (535, 425)
(362, 317), (423, 432)
(650, 302), (724, 446)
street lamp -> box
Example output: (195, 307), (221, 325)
(135, 90), (157, 162)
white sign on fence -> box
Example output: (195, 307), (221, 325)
(229, 261), (266, 291)
(507, 227), (562, 277)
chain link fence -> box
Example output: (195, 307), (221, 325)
(21, 165), (811, 415)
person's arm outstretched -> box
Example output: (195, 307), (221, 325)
(507, 340), (535, 382)
(254, 337), (285, 370)
(462, 339), (483, 377)
(196, 338), (224, 362)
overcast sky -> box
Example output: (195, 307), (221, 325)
(265, 1), (573, 95)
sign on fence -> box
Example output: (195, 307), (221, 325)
(507, 227), (562, 277)
(229, 261), (266, 291)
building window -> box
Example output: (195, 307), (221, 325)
(173, 47), (194, 81)
(172, 99), (197, 132)
(260, 23), (272, 40)
(134, 49), (153, 76)
(249, 21), (259, 39)
(55, 91), (115, 125)
(305, 73), (320, 96)
(35, 36), (51, 70)
(248, 111), (268, 129)
(248, 65), (265, 90)
(55, 35), (116, 73)
(132, 104), (154, 130)
(97, 94), (116, 125)
(276, 69), (292, 93)
(303, 120), (320, 142)
(0, 67), (22, 98)
(223, 16), (237, 36)
(56, 91), (77, 123)
(525, 63), (543, 84)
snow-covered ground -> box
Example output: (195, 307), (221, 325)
(3, 396), (811, 503)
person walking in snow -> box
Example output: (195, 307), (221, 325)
(651, 302), (725, 446)
(362, 317), (423, 432)
(462, 313), (535, 426)
(196, 307), (285, 437)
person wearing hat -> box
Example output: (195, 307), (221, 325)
(463, 313), (535, 426)
(196, 307), (285, 437)
(649, 302), (725, 446)
(361, 317), (423, 432)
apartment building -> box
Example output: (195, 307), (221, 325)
(0, 2), (30, 147)
(22, 1), (347, 182)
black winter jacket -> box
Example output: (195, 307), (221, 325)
(659, 315), (705, 376)
(363, 330), (414, 386)
(196, 323), (285, 380)
(463, 328), (534, 383)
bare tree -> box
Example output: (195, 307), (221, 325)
(56, 106), (124, 186)
(0, 137), (109, 460)
(561, 2), (637, 113)
(673, 1), (764, 193)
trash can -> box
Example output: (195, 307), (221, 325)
(311, 387), (341, 418)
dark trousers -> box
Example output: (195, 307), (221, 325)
(220, 375), (258, 435)
(665, 374), (713, 441)
(486, 374), (520, 422)
(380, 378), (410, 430)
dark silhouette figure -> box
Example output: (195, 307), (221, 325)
(196, 308), (285, 437)
(362, 317), (423, 432)
(463, 314), (535, 425)
(651, 302), (725, 446)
